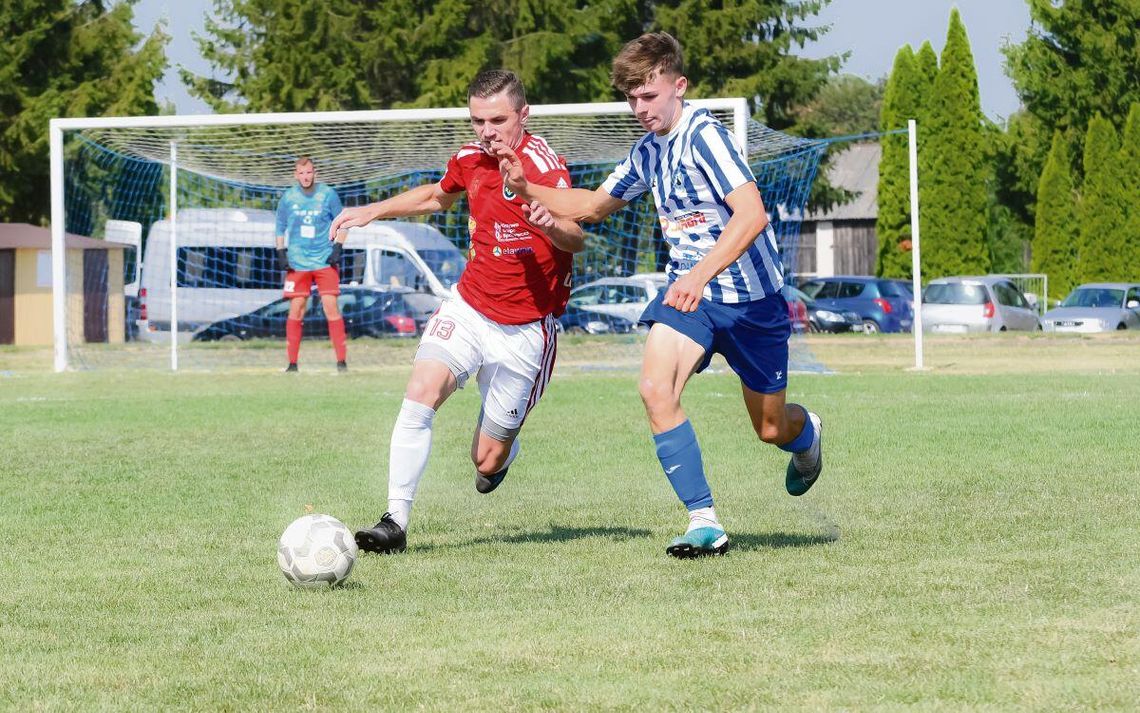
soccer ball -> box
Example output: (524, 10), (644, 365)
(277, 514), (358, 589)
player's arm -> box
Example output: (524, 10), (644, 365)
(274, 199), (290, 270)
(523, 201), (586, 253)
(664, 183), (769, 313)
(328, 183), (461, 238)
(493, 143), (627, 223)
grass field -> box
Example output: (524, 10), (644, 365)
(2, 334), (1138, 709)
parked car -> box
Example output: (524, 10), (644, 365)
(784, 286), (862, 333)
(782, 286), (810, 333)
(567, 273), (668, 324)
(192, 287), (420, 342)
(797, 276), (914, 333)
(921, 276), (1041, 333)
(557, 303), (640, 334)
(1041, 283), (1140, 332)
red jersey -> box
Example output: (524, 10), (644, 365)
(439, 133), (574, 324)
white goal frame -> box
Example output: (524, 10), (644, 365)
(49, 98), (748, 372)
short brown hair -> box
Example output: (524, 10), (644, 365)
(294, 156), (313, 169)
(467, 70), (527, 110)
(611, 32), (684, 94)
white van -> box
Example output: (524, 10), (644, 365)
(135, 208), (466, 337)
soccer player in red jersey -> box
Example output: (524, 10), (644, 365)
(329, 70), (585, 553)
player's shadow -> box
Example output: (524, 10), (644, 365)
(728, 529), (839, 551)
(414, 524), (653, 552)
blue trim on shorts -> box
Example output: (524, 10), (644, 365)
(639, 291), (792, 393)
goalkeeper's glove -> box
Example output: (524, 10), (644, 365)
(276, 248), (290, 272)
(327, 242), (343, 267)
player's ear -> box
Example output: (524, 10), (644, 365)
(519, 104), (530, 128)
(675, 75), (688, 97)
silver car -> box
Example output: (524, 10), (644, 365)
(922, 276), (1042, 333)
(1042, 283), (1140, 332)
(567, 273), (668, 324)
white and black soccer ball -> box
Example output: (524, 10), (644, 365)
(277, 514), (358, 589)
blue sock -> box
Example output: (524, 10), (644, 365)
(779, 407), (815, 453)
(653, 420), (713, 510)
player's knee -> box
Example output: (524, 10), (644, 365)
(639, 377), (676, 413)
(755, 419), (784, 444)
(404, 377), (445, 406)
(473, 443), (508, 474)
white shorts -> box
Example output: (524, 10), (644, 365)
(415, 290), (557, 440)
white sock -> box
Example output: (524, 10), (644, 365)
(686, 506), (721, 533)
(387, 399), (436, 531)
(496, 438), (521, 474)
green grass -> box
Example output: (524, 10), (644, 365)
(1, 336), (1138, 710)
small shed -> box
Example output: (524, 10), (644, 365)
(0, 223), (129, 345)
(798, 142), (880, 278)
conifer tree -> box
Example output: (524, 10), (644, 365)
(1032, 132), (1076, 298)
(1077, 115), (1125, 283)
(921, 9), (989, 278)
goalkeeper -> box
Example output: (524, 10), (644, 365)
(275, 156), (347, 372)
(494, 33), (823, 559)
(329, 70), (585, 554)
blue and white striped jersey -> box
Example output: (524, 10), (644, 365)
(601, 103), (783, 303)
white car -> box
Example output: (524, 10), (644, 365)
(1042, 283), (1140, 332)
(566, 273), (668, 325)
(922, 276), (1042, 333)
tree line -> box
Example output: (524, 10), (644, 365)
(877, 3), (1139, 294)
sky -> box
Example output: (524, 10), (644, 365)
(132, 0), (1032, 121)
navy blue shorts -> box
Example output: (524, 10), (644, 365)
(639, 290), (792, 394)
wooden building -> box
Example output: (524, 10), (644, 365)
(796, 142), (880, 278)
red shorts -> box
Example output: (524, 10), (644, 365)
(284, 267), (340, 298)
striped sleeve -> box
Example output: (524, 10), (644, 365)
(601, 145), (648, 202)
(691, 123), (755, 201)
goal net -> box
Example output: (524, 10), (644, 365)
(50, 101), (827, 372)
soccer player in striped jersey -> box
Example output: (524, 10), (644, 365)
(329, 70), (585, 554)
(494, 33), (823, 559)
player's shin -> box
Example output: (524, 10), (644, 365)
(286, 318), (303, 365)
(327, 318), (347, 363)
(387, 399), (437, 530)
(653, 420), (719, 528)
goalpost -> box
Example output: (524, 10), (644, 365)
(49, 99), (827, 372)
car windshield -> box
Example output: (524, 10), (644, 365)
(418, 249), (466, 289)
(924, 283), (988, 305)
(1060, 288), (1124, 308)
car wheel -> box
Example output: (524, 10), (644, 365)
(1117, 323), (1127, 330)
(862, 319), (880, 334)
(567, 325), (586, 335)
(999, 326), (1007, 332)
(220, 334), (242, 342)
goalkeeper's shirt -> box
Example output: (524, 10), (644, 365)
(276, 183), (343, 271)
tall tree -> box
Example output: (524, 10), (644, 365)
(1032, 132), (1076, 298)
(914, 40), (938, 93)
(1077, 115), (1125, 283)
(1005, 0), (1140, 162)
(0, 0), (167, 224)
(921, 9), (989, 278)
(875, 46), (919, 279)
(792, 74), (884, 137)
(1119, 104), (1140, 273)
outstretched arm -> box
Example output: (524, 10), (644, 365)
(493, 143), (627, 224)
(329, 183), (461, 238)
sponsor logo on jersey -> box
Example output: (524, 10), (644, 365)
(492, 245), (534, 257)
(555, 177), (569, 189)
(468, 217), (477, 237)
(493, 222), (531, 243)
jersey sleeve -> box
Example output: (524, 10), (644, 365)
(532, 155), (572, 189)
(438, 153), (466, 194)
(326, 186), (343, 219)
(275, 190), (289, 237)
(691, 123), (756, 201)
(601, 146), (648, 202)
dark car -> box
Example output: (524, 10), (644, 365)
(785, 286), (862, 333)
(193, 287), (420, 342)
(798, 276), (914, 333)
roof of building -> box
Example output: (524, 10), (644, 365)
(803, 142), (879, 222)
(0, 223), (131, 250)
